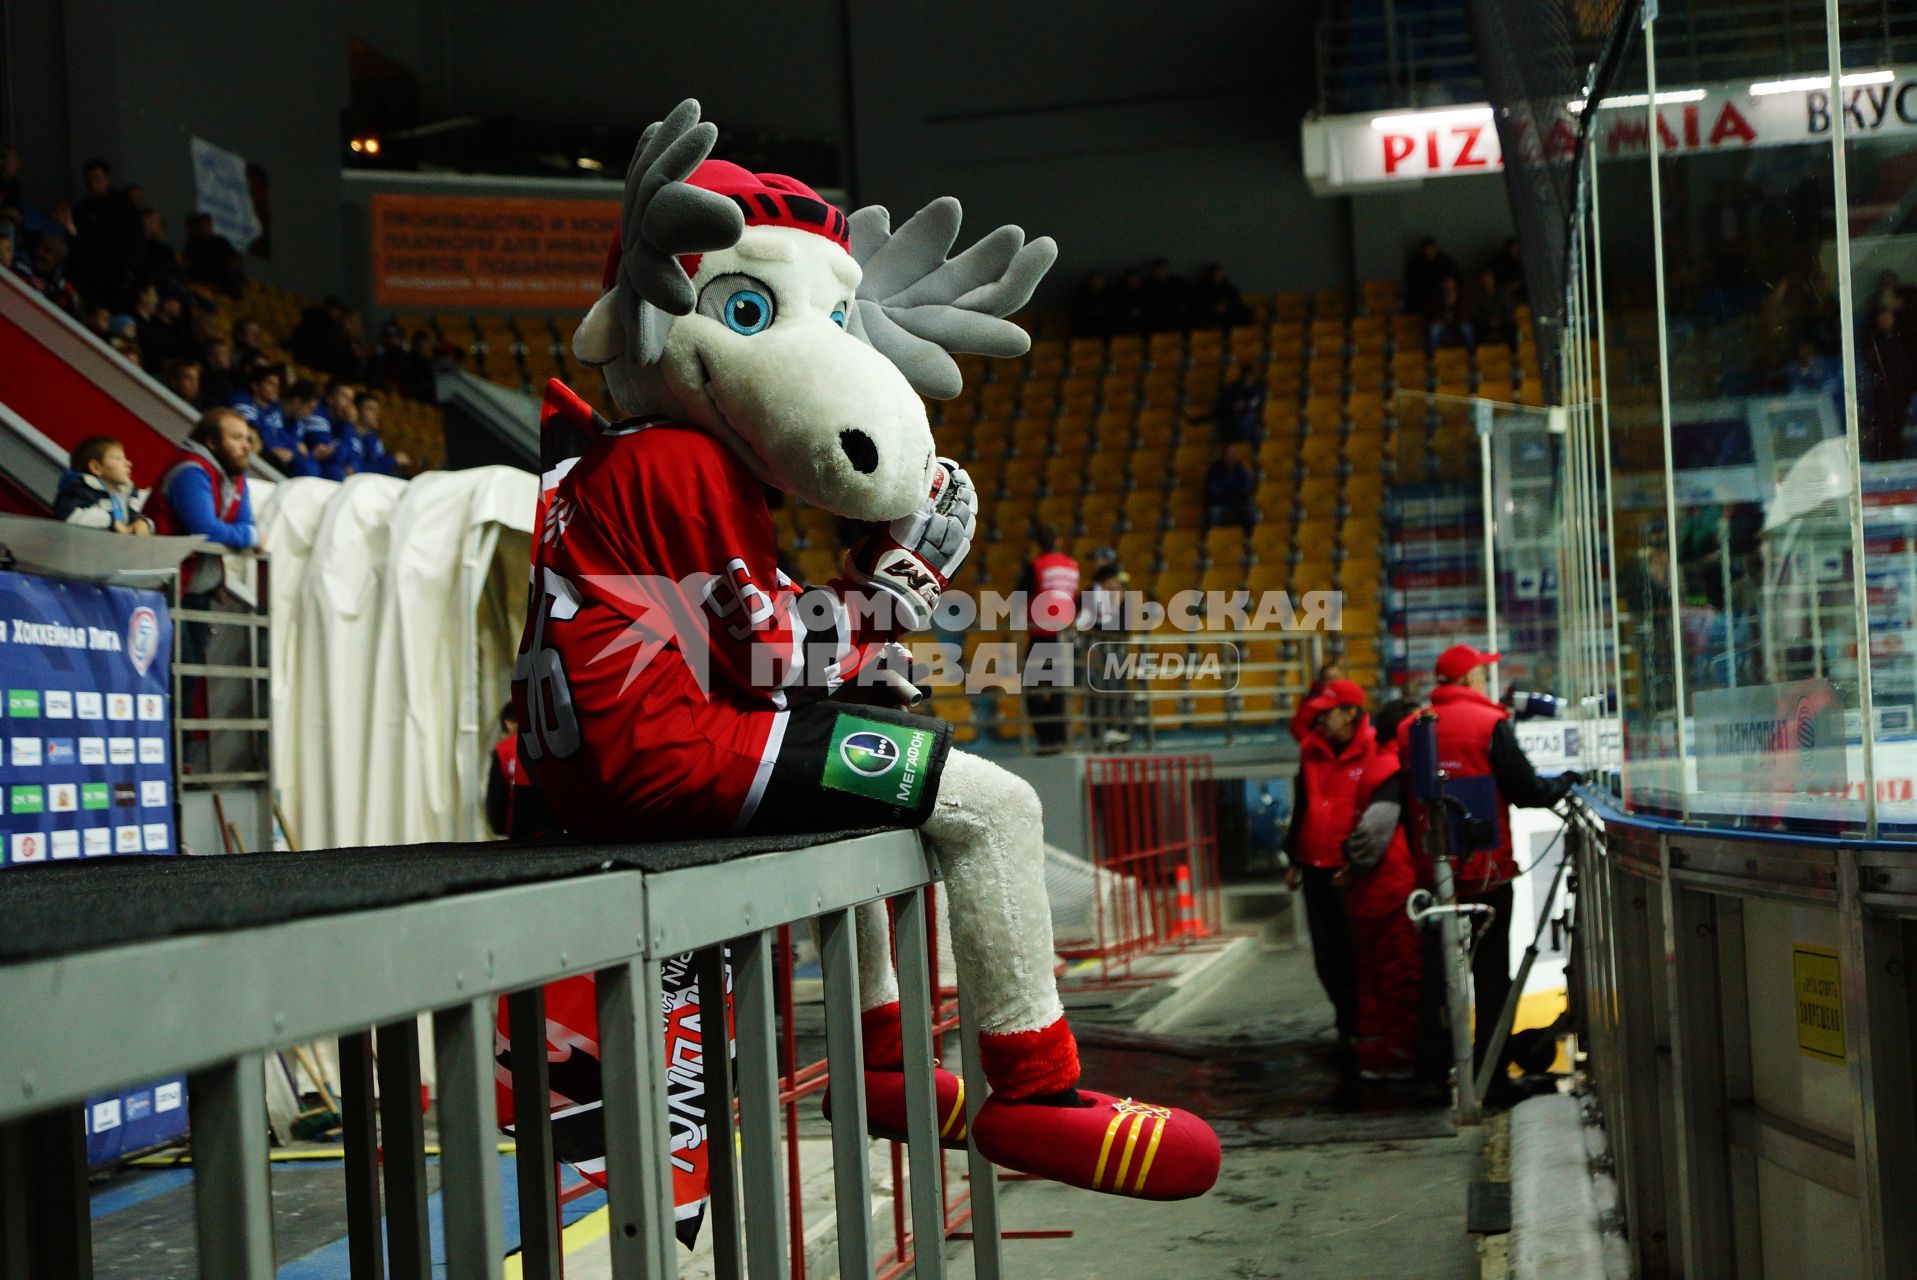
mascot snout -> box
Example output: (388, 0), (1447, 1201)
(698, 318), (935, 522)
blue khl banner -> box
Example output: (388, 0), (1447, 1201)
(0, 569), (188, 1162)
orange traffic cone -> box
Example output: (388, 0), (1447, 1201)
(1171, 864), (1202, 938)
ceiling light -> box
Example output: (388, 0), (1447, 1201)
(1750, 69), (1895, 96)
(1368, 106), (1494, 131)
(575, 156), (605, 171)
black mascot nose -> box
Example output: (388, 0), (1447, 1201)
(839, 429), (879, 475)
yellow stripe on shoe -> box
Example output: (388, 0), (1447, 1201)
(1092, 1111), (1135, 1189)
(1112, 1111), (1148, 1190)
(941, 1078), (967, 1140)
(1132, 1115), (1168, 1194)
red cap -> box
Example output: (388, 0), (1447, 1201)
(1318, 678), (1367, 709)
(1435, 644), (1500, 680)
(602, 159), (849, 290)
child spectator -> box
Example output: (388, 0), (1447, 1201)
(224, 363), (293, 470)
(53, 436), (152, 534)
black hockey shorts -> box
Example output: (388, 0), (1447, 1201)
(741, 700), (954, 837)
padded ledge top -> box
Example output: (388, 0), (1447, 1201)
(0, 829), (884, 965)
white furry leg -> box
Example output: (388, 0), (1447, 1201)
(920, 749), (1064, 1037)
(856, 898), (900, 1012)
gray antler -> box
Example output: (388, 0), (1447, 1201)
(574, 98), (744, 368)
(847, 197), (1057, 400)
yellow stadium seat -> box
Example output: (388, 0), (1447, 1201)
(1037, 494), (1080, 531)
(1116, 530), (1158, 569)
(1086, 452), (1129, 493)
(1135, 406), (1177, 444)
(1122, 488), (1166, 531)
(1205, 527), (1251, 563)
(1360, 279), (1398, 313)
(1272, 292), (1309, 323)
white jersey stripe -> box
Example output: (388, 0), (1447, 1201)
(729, 709), (790, 833)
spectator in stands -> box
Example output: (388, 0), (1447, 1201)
(1209, 364), (1266, 445)
(1190, 263), (1251, 331)
(1069, 270), (1113, 339)
(1141, 258), (1189, 332)
(71, 158), (142, 307)
(162, 358), (202, 407)
(145, 407), (259, 571)
(0, 145), (21, 226)
(183, 212), (245, 297)
(1283, 679), (1372, 1076)
(1404, 236), (1462, 319)
(292, 295), (362, 379)
(133, 285), (194, 373)
(82, 303), (111, 343)
(281, 378), (327, 477)
(353, 391), (402, 476)
(15, 233), (79, 315)
(1861, 305), (1916, 461)
(1202, 443), (1257, 535)
(199, 337), (236, 406)
(1111, 270), (1148, 336)
(104, 313), (139, 360)
(225, 363), (292, 470)
(1488, 238), (1524, 301)
(232, 317), (265, 370)
(1425, 277), (1474, 353)
(53, 436), (151, 535)
(137, 209), (185, 297)
(314, 381), (361, 480)
(1019, 524), (1080, 753)
(1469, 267), (1516, 350)
(372, 320), (411, 389)
(0, 221), (14, 282)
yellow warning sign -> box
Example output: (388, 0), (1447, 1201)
(1792, 946), (1845, 1064)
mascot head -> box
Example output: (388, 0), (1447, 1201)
(572, 99), (1056, 523)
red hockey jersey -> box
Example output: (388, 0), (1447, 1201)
(512, 413), (889, 837)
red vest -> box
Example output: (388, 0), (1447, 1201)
(1399, 683), (1515, 894)
(144, 447), (245, 537)
(1027, 551), (1080, 637)
(1294, 717), (1376, 869)
(1344, 738), (1417, 918)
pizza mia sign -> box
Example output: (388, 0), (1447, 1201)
(1303, 66), (1917, 191)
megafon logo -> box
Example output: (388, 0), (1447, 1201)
(127, 607), (160, 676)
(839, 731), (900, 778)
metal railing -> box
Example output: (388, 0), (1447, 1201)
(1565, 788), (1917, 1279)
(0, 830), (999, 1279)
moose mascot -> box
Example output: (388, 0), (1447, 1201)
(509, 99), (1220, 1210)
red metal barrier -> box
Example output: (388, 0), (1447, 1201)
(1074, 755), (1222, 984)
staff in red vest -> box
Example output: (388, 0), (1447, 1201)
(144, 407), (260, 593)
(1282, 677), (1373, 1056)
(1340, 698), (1423, 1084)
(1393, 645), (1576, 1087)
(1018, 523), (1080, 752)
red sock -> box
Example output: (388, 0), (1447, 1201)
(978, 1017), (1080, 1099)
(862, 1001), (905, 1070)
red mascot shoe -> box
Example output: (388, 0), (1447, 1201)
(971, 1091), (1221, 1200)
(823, 1066), (970, 1149)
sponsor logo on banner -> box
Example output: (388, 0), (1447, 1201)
(124, 1092), (153, 1121)
(91, 1099), (121, 1132)
(155, 1082), (183, 1112)
(114, 826), (141, 853)
(9, 785), (43, 815)
(83, 828), (110, 855)
(112, 782), (137, 808)
(1695, 678), (1848, 810)
(822, 715), (937, 807)
(81, 783), (109, 811)
(137, 693), (163, 721)
(78, 737), (105, 764)
(44, 690), (72, 719)
(142, 780), (167, 808)
(50, 830), (79, 859)
(127, 607), (160, 675)
(9, 832), (45, 863)
(109, 738), (135, 765)
(76, 691), (103, 719)
(107, 694), (133, 721)
(45, 738), (74, 765)
(138, 737), (165, 764)
(6, 689), (38, 718)
(143, 823), (168, 851)
(48, 783), (76, 812)
(9, 737), (40, 767)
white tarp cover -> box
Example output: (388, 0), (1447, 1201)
(254, 467), (535, 851)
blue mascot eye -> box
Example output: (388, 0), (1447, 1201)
(724, 289), (773, 335)
(830, 308), (847, 328)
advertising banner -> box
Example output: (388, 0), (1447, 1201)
(190, 136), (265, 255)
(0, 569), (187, 1163)
(369, 193), (620, 310)
(1304, 65), (1917, 191)
(1693, 677), (1850, 817)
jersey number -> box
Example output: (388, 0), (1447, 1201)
(515, 568), (583, 761)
